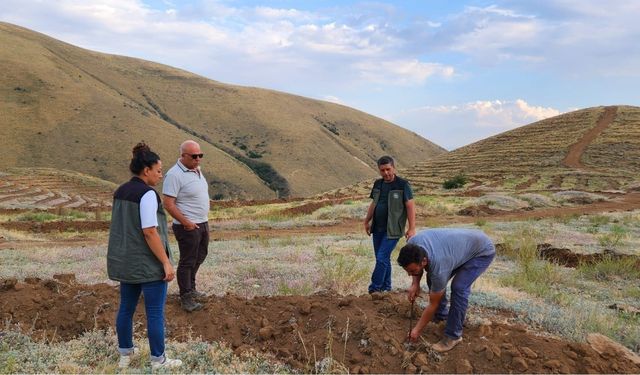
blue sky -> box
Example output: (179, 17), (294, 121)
(2, 0), (639, 149)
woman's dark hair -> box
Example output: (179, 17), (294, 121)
(397, 243), (427, 267)
(129, 142), (160, 175)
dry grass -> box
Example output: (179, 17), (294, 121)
(0, 22), (444, 200)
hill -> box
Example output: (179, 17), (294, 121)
(0, 22), (445, 199)
(331, 105), (640, 196)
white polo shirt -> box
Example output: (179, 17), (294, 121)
(162, 160), (210, 224)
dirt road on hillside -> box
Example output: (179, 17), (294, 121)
(562, 106), (617, 169)
(1, 277), (639, 373)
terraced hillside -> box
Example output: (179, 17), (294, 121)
(405, 105), (640, 193)
(0, 22), (445, 200)
(0, 168), (115, 210)
(330, 106), (640, 197)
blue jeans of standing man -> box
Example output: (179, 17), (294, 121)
(116, 280), (168, 359)
(432, 250), (495, 339)
(368, 231), (400, 293)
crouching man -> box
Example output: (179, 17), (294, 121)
(397, 228), (495, 352)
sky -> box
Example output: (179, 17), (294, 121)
(2, 0), (639, 150)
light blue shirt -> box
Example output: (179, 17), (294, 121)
(408, 228), (495, 292)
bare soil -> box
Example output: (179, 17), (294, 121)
(1, 277), (639, 373)
(563, 106), (617, 169)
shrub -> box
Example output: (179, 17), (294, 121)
(442, 174), (467, 189)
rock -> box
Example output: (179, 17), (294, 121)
(587, 333), (640, 365)
(478, 323), (493, 336)
(24, 277), (41, 284)
(258, 326), (274, 340)
(484, 348), (494, 361)
(505, 348), (521, 358)
(53, 273), (76, 283)
(544, 359), (562, 370)
(299, 302), (312, 315)
(261, 317), (269, 327)
(338, 298), (352, 307)
(14, 283), (24, 291)
(1, 278), (17, 291)
(512, 357), (528, 372)
(351, 366), (361, 374)
(420, 365), (430, 373)
(473, 344), (487, 353)
(414, 353), (429, 367)
(404, 364), (417, 374)
(390, 346), (398, 356)
(234, 344), (252, 355)
(521, 346), (538, 359)
(564, 349), (578, 360)
(455, 359), (473, 373)
(76, 311), (86, 322)
(43, 279), (59, 292)
(370, 292), (385, 301)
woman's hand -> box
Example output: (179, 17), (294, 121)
(163, 262), (175, 281)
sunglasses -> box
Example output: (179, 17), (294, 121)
(185, 153), (204, 159)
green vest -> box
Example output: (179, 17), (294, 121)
(107, 177), (173, 284)
(371, 187), (407, 239)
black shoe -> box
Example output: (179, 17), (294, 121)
(190, 290), (207, 302)
(180, 294), (203, 312)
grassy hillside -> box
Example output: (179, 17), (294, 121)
(331, 106), (640, 196)
(404, 105), (640, 193)
(0, 22), (446, 199)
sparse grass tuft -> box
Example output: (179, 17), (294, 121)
(577, 254), (640, 281)
(316, 246), (369, 295)
(597, 225), (628, 248)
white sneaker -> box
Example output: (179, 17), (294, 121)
(151, 356), (183, 370)
(118, 347), (140, 368)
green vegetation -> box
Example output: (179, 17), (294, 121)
(0, 327), (289, 373)
(597, 224), (628, 248)
(577, 254), (640, 281)
(442, 174), (467, 189)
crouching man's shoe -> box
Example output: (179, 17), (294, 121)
(432, 336), (462, 352)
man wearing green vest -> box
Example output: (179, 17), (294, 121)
(363, 155), (416, 294)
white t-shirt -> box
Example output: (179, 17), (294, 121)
(139, 190), (159, 229)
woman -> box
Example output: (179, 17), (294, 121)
(107, 142), (182, 369)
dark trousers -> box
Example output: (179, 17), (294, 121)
(173, 222), (209, 296)
(431, 249), (496, 339)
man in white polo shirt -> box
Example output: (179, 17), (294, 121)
(162, 140), (210, 312)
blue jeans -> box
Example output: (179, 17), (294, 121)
(432, 250), (495, 339)
(368, 231), (399, 293)
(116, 280), (168, 359)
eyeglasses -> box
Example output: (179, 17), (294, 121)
(185, 153), (204, 159)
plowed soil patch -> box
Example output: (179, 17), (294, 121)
(0, 220), (110, 232)
(1, 278), (638, 373)
(537, 244), (640, 268)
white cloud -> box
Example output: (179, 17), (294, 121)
(322, 95), (343, 104)
(354, 59), (454, 85)
(392, 99), (562, 149)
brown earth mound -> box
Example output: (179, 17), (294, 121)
(457, 205), (501, 217)
(1, 277), (639, 373)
